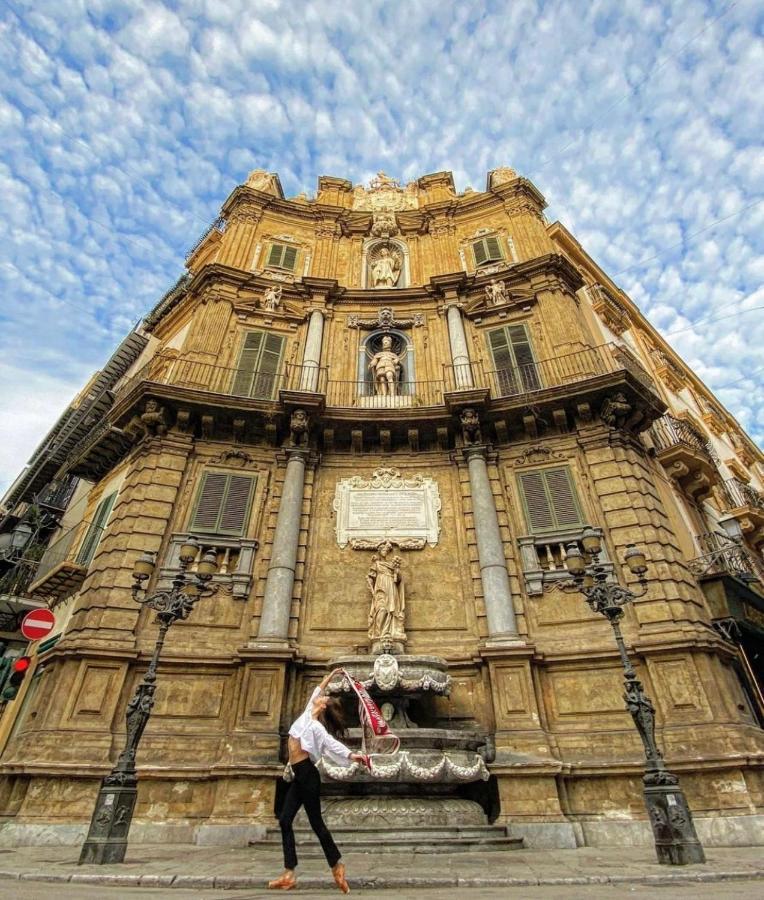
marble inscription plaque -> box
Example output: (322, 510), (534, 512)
(334, 466), (441, 548)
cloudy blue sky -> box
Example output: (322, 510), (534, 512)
(1, 0), (762, 493)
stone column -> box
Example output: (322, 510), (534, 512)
(464, 446), (519, 641)
(300, 309), (324, 392)
(446, 303), (473, 388)
(257, 449), (309, 642)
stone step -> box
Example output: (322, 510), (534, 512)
(259, 825), (524, 854)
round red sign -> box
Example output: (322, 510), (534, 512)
(20, 609), (56, 641)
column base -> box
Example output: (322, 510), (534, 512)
(481, 633), (526, 649)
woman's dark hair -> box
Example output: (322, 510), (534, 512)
(321, 697), (347, 740)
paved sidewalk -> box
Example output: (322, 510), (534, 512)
(0, 844), (762, 892)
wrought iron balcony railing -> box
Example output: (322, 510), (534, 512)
(690, 532), (764, 584)
(650, 415), (719, 466)
(28, 521), (105, 601)
(723, 478), (764, 512)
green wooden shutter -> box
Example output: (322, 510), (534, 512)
(507, 324), (540, 390)
(218, 475), (256, 534)
(251, 333), (285, 399)
(473, 239), (488, 266)
(76, 491), (116, 566)
(191, 472), (256, 536)
(488, 327), (517, 395)
(266, 243), (297, 271)
(191, 473), (228, 532)
(485, 235), (501, 260)
(232, 331), (264, 396)
(517, 467), (583, 534)
(267, 244), (284, 267)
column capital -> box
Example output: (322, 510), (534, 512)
(462, 444), (489, 463)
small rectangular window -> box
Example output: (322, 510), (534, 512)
(266, 242), (298, 271)
(472, 236), (503, 267)
(517, 467), (583, 535)
(190, 472), (256, 536)
(76, 491), (116, 567)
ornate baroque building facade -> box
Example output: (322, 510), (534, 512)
(0, 166), (763, 849)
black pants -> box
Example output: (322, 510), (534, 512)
(279, 758), (341, 870)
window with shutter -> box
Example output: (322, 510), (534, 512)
(266, 242), (298, 271)
(472, 235), (503, 267)
(76, 491), (116, 566)
(190, 472), (256, 536)
(232, 330), (285, 399)
(517, 467), (583, 535)
(487, 324), (540, 395)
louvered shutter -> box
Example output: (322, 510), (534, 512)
(518, 472), (555, 533)
(218, 475), (256, 534)
(191, 472), (256, 535)
(191, 473), (228, 531)
(485, 235), (501, 260)
(473, 239), (488, 266)
(282, 245), (297, 271)
(507, 324), (540, 390)
(545, 468), (582, 529)
(251, 333), (284, 399)
(232, 331), (264, 396)
(488, 328), (518, 395)
(517, 467), (583, 534)
(76, 491), (116, 566)
(267, 244), (284, 267)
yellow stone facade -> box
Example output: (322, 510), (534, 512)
(1, 166), (763, 849)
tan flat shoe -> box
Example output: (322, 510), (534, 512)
(268, 873), (297, 890)
(332, 861), (350, 894)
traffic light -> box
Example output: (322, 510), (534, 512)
(1, 656), (31, 701)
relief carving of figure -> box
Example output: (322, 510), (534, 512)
(370, 245), (402, 288)
(140, 399), (168, 437)
(262, 284), (282, 311)
(367, 541), (406, 646)
(485, 279), (508, 305)
(460, 408), (482, 445)
(289, 409), (309, 447)
(368, 335), (404, 396)
(371, 211), (398, 237)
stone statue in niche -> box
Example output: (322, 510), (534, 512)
(262, 284), (282, 311)
(288, 408), (309, 447)
(367, 541), (406, 649)
(460, 407), (482, 445)
(367, 335), (406, 396)
(485, 279), (508, 306)
(369, 244), (402, 288)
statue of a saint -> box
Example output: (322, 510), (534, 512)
(262, 284), (282, 310)
(368, 335), (404, 396)
(367, 541), (405, 647)
(370, 246), (401, 288)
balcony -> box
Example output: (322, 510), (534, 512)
(650, 415), (720, 500)
(689, 532), (764, 586)
(325, 378), (445, 411)
(27, 522), (102, 603)
(157, 533), (258, 601)
(34, 476), (78, 515)
(722, 479), (764, 548)
(517, 528), (613, 596)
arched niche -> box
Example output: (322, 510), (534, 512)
(361, 238), (410, 289)
(357, 329), (415, 398)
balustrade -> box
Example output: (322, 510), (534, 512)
(157, 533), (258, 601)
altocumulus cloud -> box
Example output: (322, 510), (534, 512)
(0, 0), (762, 491)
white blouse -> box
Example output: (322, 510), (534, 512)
(289, 687), (353, 767)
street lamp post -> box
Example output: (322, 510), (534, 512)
(79, 538), (218, 865)
(563, 527), (705, 866)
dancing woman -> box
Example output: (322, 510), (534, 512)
(268, 668), (369, 893)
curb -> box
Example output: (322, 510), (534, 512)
(1, 868), (763, 890)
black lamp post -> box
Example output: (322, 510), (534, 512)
(79, 538), (218, 865)
(563, 527), (705, 866)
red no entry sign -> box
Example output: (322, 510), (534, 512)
(20, 609), (56, 641)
